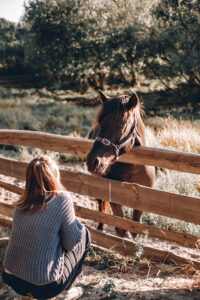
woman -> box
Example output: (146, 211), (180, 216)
(2, 155), (90, 299)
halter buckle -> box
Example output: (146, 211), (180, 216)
(115, 146), (120, 157)
(102, 139), (110, 146)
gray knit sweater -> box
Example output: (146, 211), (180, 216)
(3, 191), (84, 285)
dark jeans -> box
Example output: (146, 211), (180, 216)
(2, 227), (91, 299)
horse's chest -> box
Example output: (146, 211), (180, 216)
(106, 162), (155, 187)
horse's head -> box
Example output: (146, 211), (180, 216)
(87, 90), (143, 176)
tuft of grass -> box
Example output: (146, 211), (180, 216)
(102, 279), (116, 293)
(86, 246), (144, 275)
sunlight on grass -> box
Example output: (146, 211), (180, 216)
(145, 116), (200, 153)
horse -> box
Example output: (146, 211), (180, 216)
(86, 90), (155, 237)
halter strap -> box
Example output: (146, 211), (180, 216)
(95, 110), (141, 159)
(96, 136), (121, 157)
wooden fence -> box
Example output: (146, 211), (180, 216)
(0, 129), (200, 267)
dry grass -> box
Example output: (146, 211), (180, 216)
(145, 116), (200, 153)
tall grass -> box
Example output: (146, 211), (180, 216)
(145, 116), (200, 153)
(0, 87), (98, 136)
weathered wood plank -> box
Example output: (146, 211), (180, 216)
(75, 206), (200, 249)
(0, 201), (14, 218)
(87, 226), (200, 268)
(0, 156), (27, 180)
(0, 129), (200, 174)
(0, 214), (12, 228)
(61, 172), (200, 221)
(0, 130), (89, 158)
(0, 156), (200, 224)
(1, 215), (199, 267)
(62, 174), (200, 225)
(0, 180), (199, 249)
(0, 180), (23, 195)
(123, 146), (200, 175)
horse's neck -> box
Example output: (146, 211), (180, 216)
(137, 113), (146, 146)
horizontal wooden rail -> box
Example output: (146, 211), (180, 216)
(75, 206), (200, 249)
(87, 226), (200, 268)
(0, 201), (14, 218)
(0, 156), (200, 225)
(1, 215), (199, 267)
(0, 177), (199, 249)
(0, 215), (12, 227)
(0, 129), (91, 158)
(0, 180), (23, 195)
(0, 192), (199, 249)
(0, 130), (200, 174)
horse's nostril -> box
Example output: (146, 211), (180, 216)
(94, 158), (99, 168)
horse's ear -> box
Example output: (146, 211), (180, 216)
(127, 93), (139, 109)
(98, 90), (110, 103)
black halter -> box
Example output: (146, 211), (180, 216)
(95, 111), (141, 160)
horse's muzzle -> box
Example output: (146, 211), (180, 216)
(86, 153), (109, 175)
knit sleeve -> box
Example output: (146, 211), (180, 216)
(60, 192), (83, 250)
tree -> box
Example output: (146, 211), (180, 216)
(143, 0), (200, 89)
(23, 0), (151, 89)
(0, 18), (25, 74)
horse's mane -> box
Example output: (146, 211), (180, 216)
(94, 95), (144, 126)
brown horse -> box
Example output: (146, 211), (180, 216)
(86, 90), (155, 237)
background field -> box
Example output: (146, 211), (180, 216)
(0, 85), (200, 298)
(0, 86), (200, 236)
(0, 0), (200, 298)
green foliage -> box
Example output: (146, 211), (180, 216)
(24, 0), (87, 75)
(0, 87), (98, 136)
(1, 0), (200, 96)
(22, 0), (151, 89)
(143, 0), (200, 88)
(0, 18), (25, 74)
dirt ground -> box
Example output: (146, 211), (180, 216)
(0, 159), (200, 299)
(1, 238), (200, 300)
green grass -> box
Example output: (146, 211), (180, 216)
(0, 87), (98, 136)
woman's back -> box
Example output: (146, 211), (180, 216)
(3, 155), (90, 299)
(4, 191), (83, 285)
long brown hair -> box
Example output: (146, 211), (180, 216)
(16, 155), (65, 213)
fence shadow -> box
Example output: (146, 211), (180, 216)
(80, 286), (200, 300)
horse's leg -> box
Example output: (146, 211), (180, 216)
(97, 199), (104, 230)
(97, 199), (110, 230)
(110, 203), (128, 237)
(131, 209), (143, 237)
